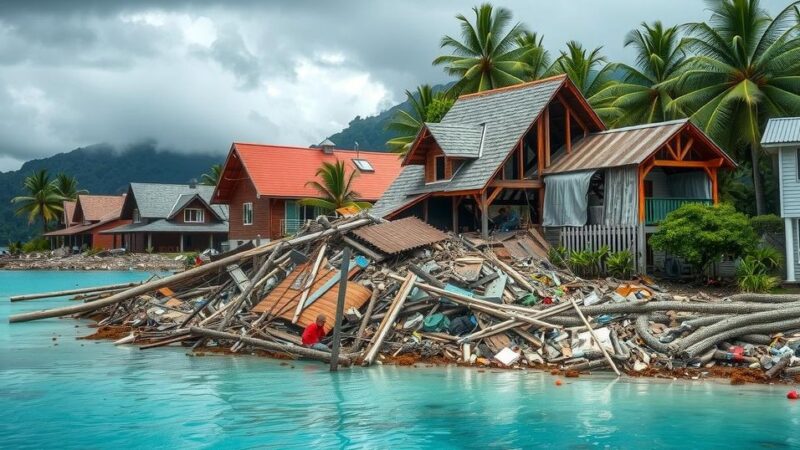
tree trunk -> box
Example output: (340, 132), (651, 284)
(41, 209), (48, 234)
(751, 144), (765, 215)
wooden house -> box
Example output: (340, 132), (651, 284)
(44, 194), (129, 250)
(103, 183), (228, 253)
(762, 117), (800, 282)
(373, 74), (736, 272)
(211, 141), (402, 249)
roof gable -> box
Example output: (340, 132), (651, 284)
(74, 195), (124, 223)
(212, 143), (403, 203)
(167, 194), (224, 221)
(123, 183), (227, 219)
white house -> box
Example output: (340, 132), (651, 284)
(762, 117), (800, 282)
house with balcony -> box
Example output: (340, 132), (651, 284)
(211, 140), (402, 249)
(762, 117), (800, 282)
(372, 74), (736, 272)
(103, 182), (228, 252)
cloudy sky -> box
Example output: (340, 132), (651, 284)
(0, 0), (787, 171)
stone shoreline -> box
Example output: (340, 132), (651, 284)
(0, 253), (184, 271)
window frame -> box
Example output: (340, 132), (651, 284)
(242, 202), (253, 226)
(132, 208), (141, 224)
(352, 158), (374, 172)
(183, 208), (204, 223)
(434, 155), (446, 181)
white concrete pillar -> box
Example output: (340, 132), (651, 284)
(785, 218), (795, 282)
(209, 234), (214, 249)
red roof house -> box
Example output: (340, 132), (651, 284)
(212, 141), (402, 244)
(44, 194), (130, 250)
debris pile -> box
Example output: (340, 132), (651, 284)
(0, 250), (184, 271)
(10, 214), (800, 383)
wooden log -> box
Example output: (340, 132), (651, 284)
(570, 298), (621, 377)
(293, 243), (327, 323)
(363, 273), (417, 366)
(10, 282), (140, 302)
(10, 218), (372, 323)
(189, 326), (350, 365)
(330, 248), (351, 371)
(342, 236), (384, 262)
(766, 354), (792, 379)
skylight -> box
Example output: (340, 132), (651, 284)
(352, 159), (374, 172)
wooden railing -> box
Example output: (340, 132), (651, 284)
(645, 198), (712, 225)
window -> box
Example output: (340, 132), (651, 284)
(435, 155), (446, 181)
(184, 208), (204, 223)
(243, 202), (253, 225)
(132, 208), (141, 224)
(352, 159), (374, 172)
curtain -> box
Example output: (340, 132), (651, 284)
(603, 167), (638, 225)
(543, 170), (595, 227)
(668, 171), (711, 199)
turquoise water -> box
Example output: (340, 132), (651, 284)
(2, 271), (800, 449)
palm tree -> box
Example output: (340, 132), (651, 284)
(668, 0), (800, 215)
(200, 164), (222, 186)
(549, 41), (612, 98)
(385, 85), (454, 154)
(590, 22), (685, 127)
(53, 173), (88, 200)
(299, 160), (372, 212)
(11, 170), (64, 234)
(433, 3), (530, 94)
(515, 31), (552, 81)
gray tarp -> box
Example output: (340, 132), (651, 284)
(668, 171), (712, 199)
(603, 167), (639, 225)
(543, 170), (595, 227)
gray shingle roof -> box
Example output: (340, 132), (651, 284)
(102, 219), (228, 234)
(373, 77), (565, 216)
(762, 118), (800, 146)
(129, 183), (228, 219)
(425, 123), (484, 158)
(167, 193), (226, 221)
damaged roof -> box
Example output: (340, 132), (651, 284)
(351, 216), (449, 255)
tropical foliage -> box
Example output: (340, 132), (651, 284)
(299, 160), (373, 212)
(385, 85), (454, 154)
(53, 173), (87, 200)
(200, 164), (222, 186)
(668, 0), (800, 215)
(11, 170), (65, 234)
(433, 3), (530, 94)
(549, 41), (611, 98)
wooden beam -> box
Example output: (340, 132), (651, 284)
(489, 179), (543, 189)
(544, 106), (551, 167)
(638, 164), (646, 223)
(665, 142), (679, 160)
(486, 187), (504, 206)
(518, 141), (524, 180)
(680, 137), (695, 160)
(565, 105), (572, 154)
(703, 167), (719, 204)
(452, 196), (459, 232)
(537, 115), (545, 177)
(652, 158), (724, 168)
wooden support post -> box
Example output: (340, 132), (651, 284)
(330, 247), (350, 372)
(518, 141), (524, 180)
(452, 196), (459, 233)
(544, 107), (551, 167)
(537, 116), (545, 177)
(565, 107), (572, 154)
(537, 188), (545, 225)
(179, 233), (184, 252)
(710, 167), (719, 204)
(480, 190), (489, 238)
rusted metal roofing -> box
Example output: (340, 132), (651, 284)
(762, 118), (800, 146)
(351, 217), (448, 255)
(252, 264), (371, 328)
(545, 120), (688, 174)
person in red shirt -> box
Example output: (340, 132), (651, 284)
(302, 314), (329, 352)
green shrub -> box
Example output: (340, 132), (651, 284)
(747, 246), (782, 274)
(650, 203), (758, 276)
(737, 256), (779, 293)
(750, 214), (783, 235)
(547, 246), (569, 269)
(606, 251), (634, 279)
(568, 250), (593, 278)
(588, 246), (609, 277)
(22, 237), (50, 253)
(7, 241), (22, 255)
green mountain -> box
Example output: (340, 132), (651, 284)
(0, 142), (222, 243)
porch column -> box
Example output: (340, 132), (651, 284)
(147, 233), (152, 251)
(452, 197), (459, 233)
(179, 233), (184, 252)
(710, 167), (719, 204)
(481, 190), (489, 239)
(785, 218), (796, 282)
(209, 234), (214, 249)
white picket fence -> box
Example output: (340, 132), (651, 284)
(558, 224), (642, 270)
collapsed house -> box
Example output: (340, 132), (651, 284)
(372, 75), (736, 273)
(12, 214), (800, 383)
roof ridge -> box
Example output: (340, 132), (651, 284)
(594, 119), (688, 134)
(233, 142), (391, 155)
(456, 74), (567, 100)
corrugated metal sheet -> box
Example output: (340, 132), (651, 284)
(252, 264), (371, 328)
(351, 217), (448, 255)
(545, 120), (687, 174)
(762, 118), (800, 146)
